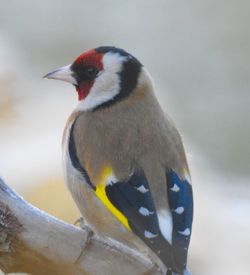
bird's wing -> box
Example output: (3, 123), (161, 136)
(166, 169), (193, 273)
(106, 170), (173, 263)
(68, 118), (193, 273)
(93, 167), (193, 274)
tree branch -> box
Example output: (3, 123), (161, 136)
(0, 178), (162, 275)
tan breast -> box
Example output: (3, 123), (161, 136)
(62, 109), (146, 252)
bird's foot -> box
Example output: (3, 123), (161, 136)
(74, 216), (85, 228)
(74, 217), (94, 246)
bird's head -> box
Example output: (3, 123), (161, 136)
(44, 46), (146, 111)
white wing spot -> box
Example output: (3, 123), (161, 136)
(106, 174), (118, 186)
(178, 228), (190, 236)
(139, 207), (154, 216)
(174, 206), (184, 214)
(136, 185), (149, 193)
(170, 184), (180, 192)
(144, 231), (158, 239)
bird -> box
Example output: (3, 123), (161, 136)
(44, 46), (193, 275)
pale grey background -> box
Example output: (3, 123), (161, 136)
(0, 1), (249, 274)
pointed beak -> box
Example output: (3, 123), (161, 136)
(43, 64), (77, 85)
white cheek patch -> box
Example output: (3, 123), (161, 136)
(76, 52), (128, 111)
(77, 72), (119, 111)
(103, 52), (127, 73)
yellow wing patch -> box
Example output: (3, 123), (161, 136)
(95, 166), (131, 231)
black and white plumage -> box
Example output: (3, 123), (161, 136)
(44, 46), (193, 275)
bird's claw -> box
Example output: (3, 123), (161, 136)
(74, 217), (94, 246)
(74, 216), (85, 228)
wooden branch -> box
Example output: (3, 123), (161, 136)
(0, 178), (162, 275)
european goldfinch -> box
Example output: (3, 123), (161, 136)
(44, 47), (193, 275)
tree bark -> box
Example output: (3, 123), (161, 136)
(0, 178), (162, 275)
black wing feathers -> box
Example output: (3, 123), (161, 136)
(167, 170), (193, 272)
(105, 171), (175, 271)
(68, 121), (95, 190)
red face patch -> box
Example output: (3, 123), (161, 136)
(76, 80), (94, 101)
(73, 49), (104, 71)
(72, 49), (104, 101)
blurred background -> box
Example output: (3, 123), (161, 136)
(0, 1), (249, 274)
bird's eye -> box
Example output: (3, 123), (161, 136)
(85, 67), (98, 78)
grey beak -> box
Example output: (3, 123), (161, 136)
(43, 64), (77, 85)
